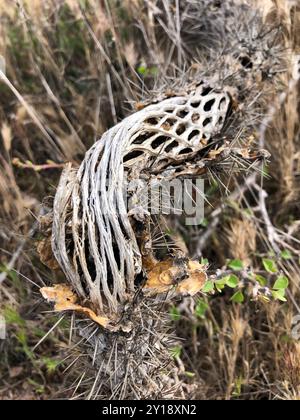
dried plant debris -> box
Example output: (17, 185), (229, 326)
(144, 258), (207, 296)
(37, 237), (60, 270)
(40, 284), (110, 329)
(42, 0), (284, 318)
(45, 74), (273, 320)
(34, 0), (292, 400)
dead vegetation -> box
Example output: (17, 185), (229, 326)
(0, 0), (300, 400)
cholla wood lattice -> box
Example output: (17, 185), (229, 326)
(50, 83), (230, 319)
(39, 0), (286, 338)
(36, 0), (290, 400)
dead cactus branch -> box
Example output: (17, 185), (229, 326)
(38, 0), (288, 399)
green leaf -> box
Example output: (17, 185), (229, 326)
(200, 218), (209, 227)
(4, 306), (25, 327)
(228, 259), (244, 271)
(272, 289), (287, 302)
(226, 274), (239, 288)
(185, 371), (196, 378)
(232, 377), (243, 397)
(281, 250), (292, 260)
(202, 280), (214, 293)
(137, 65), (147, 75)
(215, 278), (226, 292)
(27, 379), (45, 394)
(262, 164), (269, 177)
(273, 275), (289, 290)
(216, 278), (227, 286)
(42, 357), (60, 374)
(231, 290), (245, 304)
(195, 299), (209, 319)
(200, 258), (209, 265)
(170, 345), (182, 359)
(170, 306), (181, 321)
(149, 66), (158, 76)
(262, 258), (278, 273)
(255, 274), (267, 287)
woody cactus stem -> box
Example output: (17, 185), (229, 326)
(40, 0), (287, 399)
(52, 84), (230, 317)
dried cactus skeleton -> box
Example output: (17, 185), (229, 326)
(50, 84), (231, 318)
(39, 0), (288, 399)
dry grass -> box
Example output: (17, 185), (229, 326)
(0, 0), (300, 400)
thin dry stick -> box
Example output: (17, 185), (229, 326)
(0, 70), (63, 158)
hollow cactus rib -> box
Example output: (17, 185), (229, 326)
(52, 83), (231, 315)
